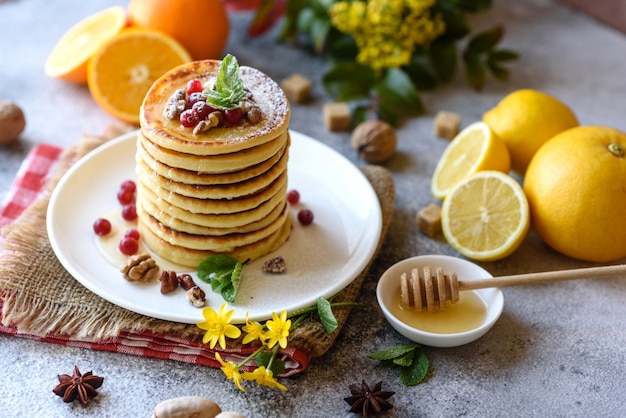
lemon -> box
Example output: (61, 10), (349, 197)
(524, 126), (626, 262)
(441, 171), (530, 261)
(483, 89), (578, 173)
(431, 121), (510, 200)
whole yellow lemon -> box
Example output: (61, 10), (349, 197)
(483, 89), (579, 173)
(523, 126), (626, 262)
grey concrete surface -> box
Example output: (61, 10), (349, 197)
(1, 0), (626, 416)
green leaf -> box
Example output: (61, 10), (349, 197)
(373, 68), (424, 125)
(197, 254), (243, 303)
(449, 0), (492, 13)
(434, 6), (470, 41)
(368, 345), (418, 361)
(403, 59), (438, 91)
(428, 39), (457, 82)
(310, 16), (332, 54)
(322, 61), (375, 101)
(392, 350), (415, 367)
(203, 54), (245, 110)
(463, 53), (487, 90)
(399, 349), (429, 386)
(487, 60), (510, 82)
(489, 49), (519, 62)
(466, 25), (504, 54)
(254, 351), (272, 368)
(316, 296), (338, 333)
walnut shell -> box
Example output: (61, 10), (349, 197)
(0, 100), (26, 145)
(351, 120), (397, 163)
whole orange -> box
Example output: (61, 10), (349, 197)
(127, 0), (230, 61)
(523, 126), (626, 262)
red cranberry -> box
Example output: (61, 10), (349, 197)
(192, 101), (214, 119)
(287, 189), (300, 205)
(186, 79), (204, 95)
(119, 237), (139, 255)
(122, 204), (137, 221)
(297, 209), (314, 226)
(117, 188), (135, 205)
(124, 228), (140, 240)
(223, 108), (242, 124)
(120, 180), (136, 193)
(93, 218), (112, 236)
(186, 92), (205, 108)
(180, 109), (200, 127)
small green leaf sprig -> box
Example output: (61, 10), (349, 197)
(196, 255), (362, 391)
(369, 344), (430, 387)
(203, 53), (245, 110)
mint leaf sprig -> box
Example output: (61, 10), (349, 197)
(203, 54), (245, 110)
(369, 344), (429, 387)
(197, 254), (243, 303)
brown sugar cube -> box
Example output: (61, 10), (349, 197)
(417, 203), (442, 237)
(323, 102), (351, 131)
(433, 111), (461, 140)
(281, 74), (312, 103)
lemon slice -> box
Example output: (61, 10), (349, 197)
(44, 6), (127, 84)
(431, 121), (510, 200)
(441, 171), (530, 261)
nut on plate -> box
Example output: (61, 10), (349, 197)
(351, 120), (397, 163)
(0, 100), (26, 145)
(121, 253), (159, 282)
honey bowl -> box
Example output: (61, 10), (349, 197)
(376, 255), (504, 348)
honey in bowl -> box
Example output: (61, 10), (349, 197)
(389, 289), (487, 334)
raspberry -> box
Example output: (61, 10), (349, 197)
(287, 189), (300, 205)
(119, 237), (139, 255)
(93, 218), (112, 236)
(122, 204), (137, 221)
(297, 209), (314, 226)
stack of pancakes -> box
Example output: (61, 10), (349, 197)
(136, 60), (291, 268)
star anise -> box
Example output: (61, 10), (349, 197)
(52, 365), (104, 405)
(344, 380), (395, 416)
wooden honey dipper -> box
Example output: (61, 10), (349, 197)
(400, 264), (626, 312)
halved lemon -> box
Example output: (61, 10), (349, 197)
(87, 27), (192, 124)
(441, 170), (530, 261)
(431, 121), (510, 200)
(44, 6), (127, 84)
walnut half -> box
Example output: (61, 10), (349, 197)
(121, 254), (159, 282)
(351, 120), (397, 163)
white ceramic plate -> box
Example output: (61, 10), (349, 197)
(47, 130), (382, 324)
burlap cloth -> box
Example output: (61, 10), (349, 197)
(0, 124), (394, 369)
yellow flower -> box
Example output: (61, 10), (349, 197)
(215, 352), (245, 392)
(242, 366), (288, 391)
(264, 310), (291, 349)
(242, 312), (266, 345)
(196, 303), (241, 349)
(329, 0), (445, 71)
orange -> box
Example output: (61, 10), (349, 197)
(87, 27), (192, 124)
(524, 126), (626, 262)
(483, 89), (579, 174)
(44, 6), (127, 84)
(127, 0), (230, 61)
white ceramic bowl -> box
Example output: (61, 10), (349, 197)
(376, 255), (504, 348)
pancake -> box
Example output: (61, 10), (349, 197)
(140, 60), (290, 156)
(136, 57), (292, 267)
(136, 134), (288, 185)
(138, 214), (292, 267)
(138, 130), (289, 173)
(136, 141), (289, 200)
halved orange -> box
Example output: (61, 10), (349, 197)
(87, 27), (192, 124)
(44, 6), (127, 84)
